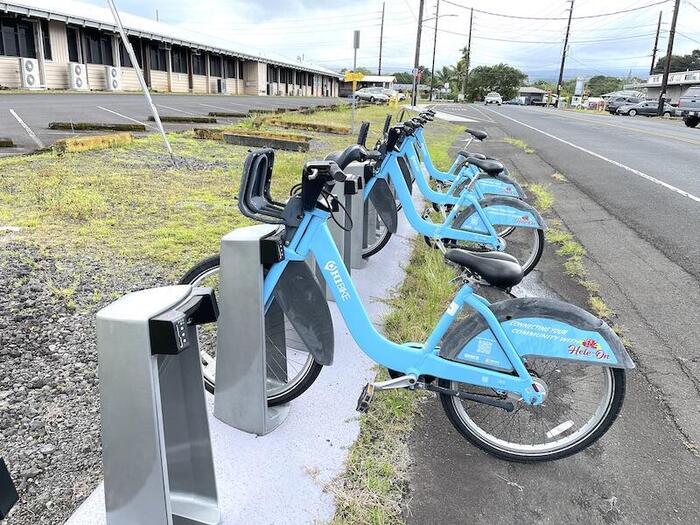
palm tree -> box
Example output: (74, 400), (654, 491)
(434, 65), (458, 94)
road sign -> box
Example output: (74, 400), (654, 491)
(344, 72), (364, 82)
(353, 30), (360, 50)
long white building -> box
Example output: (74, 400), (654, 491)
(0, 0), (341, 96)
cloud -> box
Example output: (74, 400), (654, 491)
(87, 0), (700, 79)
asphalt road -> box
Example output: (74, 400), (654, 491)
(0, 92), (343, 155)
(406, 109), (700, 524)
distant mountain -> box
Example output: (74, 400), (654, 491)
(524, 66), (649, 82)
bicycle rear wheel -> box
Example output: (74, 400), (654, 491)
(179, 256), (323, 406)
(439, 361), (625, 462)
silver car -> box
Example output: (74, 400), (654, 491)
(353, 87), (389, 103)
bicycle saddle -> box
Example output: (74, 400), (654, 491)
(466, 128), (488, 141)
(444, 250), (523, 289)
(466, 157), (504, 175)
(457, 151), (487, 160)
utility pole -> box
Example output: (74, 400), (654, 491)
(658, 0), (681, 115)
(378, 2), (385, 75)
(429, 0), (440, 102)
(650, 11), (663, 75)
(412, 0), (425, 107)
(555, 0), (574, 108)
(461, 7), (473, 101)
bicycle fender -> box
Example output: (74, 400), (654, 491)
(439, 297), (635, 371)
(367, 178), (398, 233)
(455, 196), (545, 233)
(452, 175), (525, 199)
(273, 261), (334, 366)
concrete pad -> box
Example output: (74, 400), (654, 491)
(67, 207), (416, 524)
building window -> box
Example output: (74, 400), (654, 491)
(149, 43), (167, 71)
(0, 16), (37, 58)
(119, 36), (142, 68)
(192, 52), (205, 75)
(40, 20), (51, 60)
(172, 45), (187, 74)
(226, 57), (238, 78)
(83, 28), (113, 65)
(210, 54), (222, 77)
(67, 27), (80, 62)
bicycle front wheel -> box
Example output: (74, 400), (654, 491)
(439, 362), (625, 462)
(179, 255), (323, 406)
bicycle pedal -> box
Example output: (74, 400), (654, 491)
(356, 383), (375, 413)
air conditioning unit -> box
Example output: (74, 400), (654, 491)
(105, 66), (122, 91)
(19, 58), (42, 89)
(68, 62), (89, 90)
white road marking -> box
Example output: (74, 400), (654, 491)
(96, 106), (155, 130)
(199, 102), (245, 113)
(157, 104), (197, 116)
(464, 104), (497, 123)
(9, 109), (45, 148)
(482, 106), (700, 204)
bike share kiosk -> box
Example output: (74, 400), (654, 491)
(96, 285), (220, 525)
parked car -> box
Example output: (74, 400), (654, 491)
(677, 86), (700, 128)
(606, 95), (643, 114)
(504, 98), (524, 105)
(382, 88), (406, 101)
(484, 92), (503, 105)
(618, 100), (674, 117)
(353, 87), (389, 103)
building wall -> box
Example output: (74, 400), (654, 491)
(0, 56), (21, 88)
(150, 70), (169, 92)
(44, 21), (69, 89)
(209, 76), (222, 93)
(192, 75), (208, 94)
(86, 64), (108, 91)
(171, 73), (189, 93)
(243, 61), (266, 95)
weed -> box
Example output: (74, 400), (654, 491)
(551, 172), (567, 182)
(588, 296), (613, 320)
(503, 137), (534, 154)
(528, 183), (554, 212)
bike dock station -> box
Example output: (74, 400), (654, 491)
(67, 163), (417, 525)
(95, 285), (220, 525)
(214, 224), (290, 435)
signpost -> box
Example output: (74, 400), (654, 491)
(348, 32), (362, 132)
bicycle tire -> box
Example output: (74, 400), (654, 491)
(179, 255), (324, 406)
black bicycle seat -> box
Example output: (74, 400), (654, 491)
(466, 128), (488, 141)
(444, 250), (523, 289)
(466, 157), (504, 176)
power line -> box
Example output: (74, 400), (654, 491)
(441, 0), (671, 21)
(675, 31), (700, 44)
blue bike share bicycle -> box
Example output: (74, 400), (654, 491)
(181, 143), (634, 462)
(357, 118), (546, 275)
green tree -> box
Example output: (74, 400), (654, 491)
(585, 75), (623, 96)
(434, 65), (458, 91)
(465, 63), (526, 101)
(391, 66), (432, 86)
(652, 49), (700, 74)
(340, 66), (373, 75)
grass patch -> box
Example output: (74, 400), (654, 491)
(330, 241), (456, 524)
(503, 137), (534, 154)
(0, 105), (461, 279)
(527, 183), (554, 212)
(550, 172), (567, 182)
(53, 132), (133, 154)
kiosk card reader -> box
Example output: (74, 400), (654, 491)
(96, 285), (220, 525)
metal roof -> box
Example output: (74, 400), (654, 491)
(356, 75), (396, 83)
(0, 0), (343, 78)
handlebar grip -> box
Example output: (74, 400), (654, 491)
(329, 163), (347, 182)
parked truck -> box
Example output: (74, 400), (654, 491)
(678, 86), (700, 128)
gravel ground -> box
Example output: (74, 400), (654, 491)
(0, 235), (165, 524)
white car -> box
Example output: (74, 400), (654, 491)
(353, 87), (389, 103)
(484, 92), (503, 105)
(382, 88), (406, 101)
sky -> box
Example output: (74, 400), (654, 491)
(86, 0), (700, 80)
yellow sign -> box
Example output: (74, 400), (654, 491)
(344, 71), (365, 82)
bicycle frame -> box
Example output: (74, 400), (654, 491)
(364, 146), (506, 250)
(263, 208), (545, 404)
(409, 128), (523, 199)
